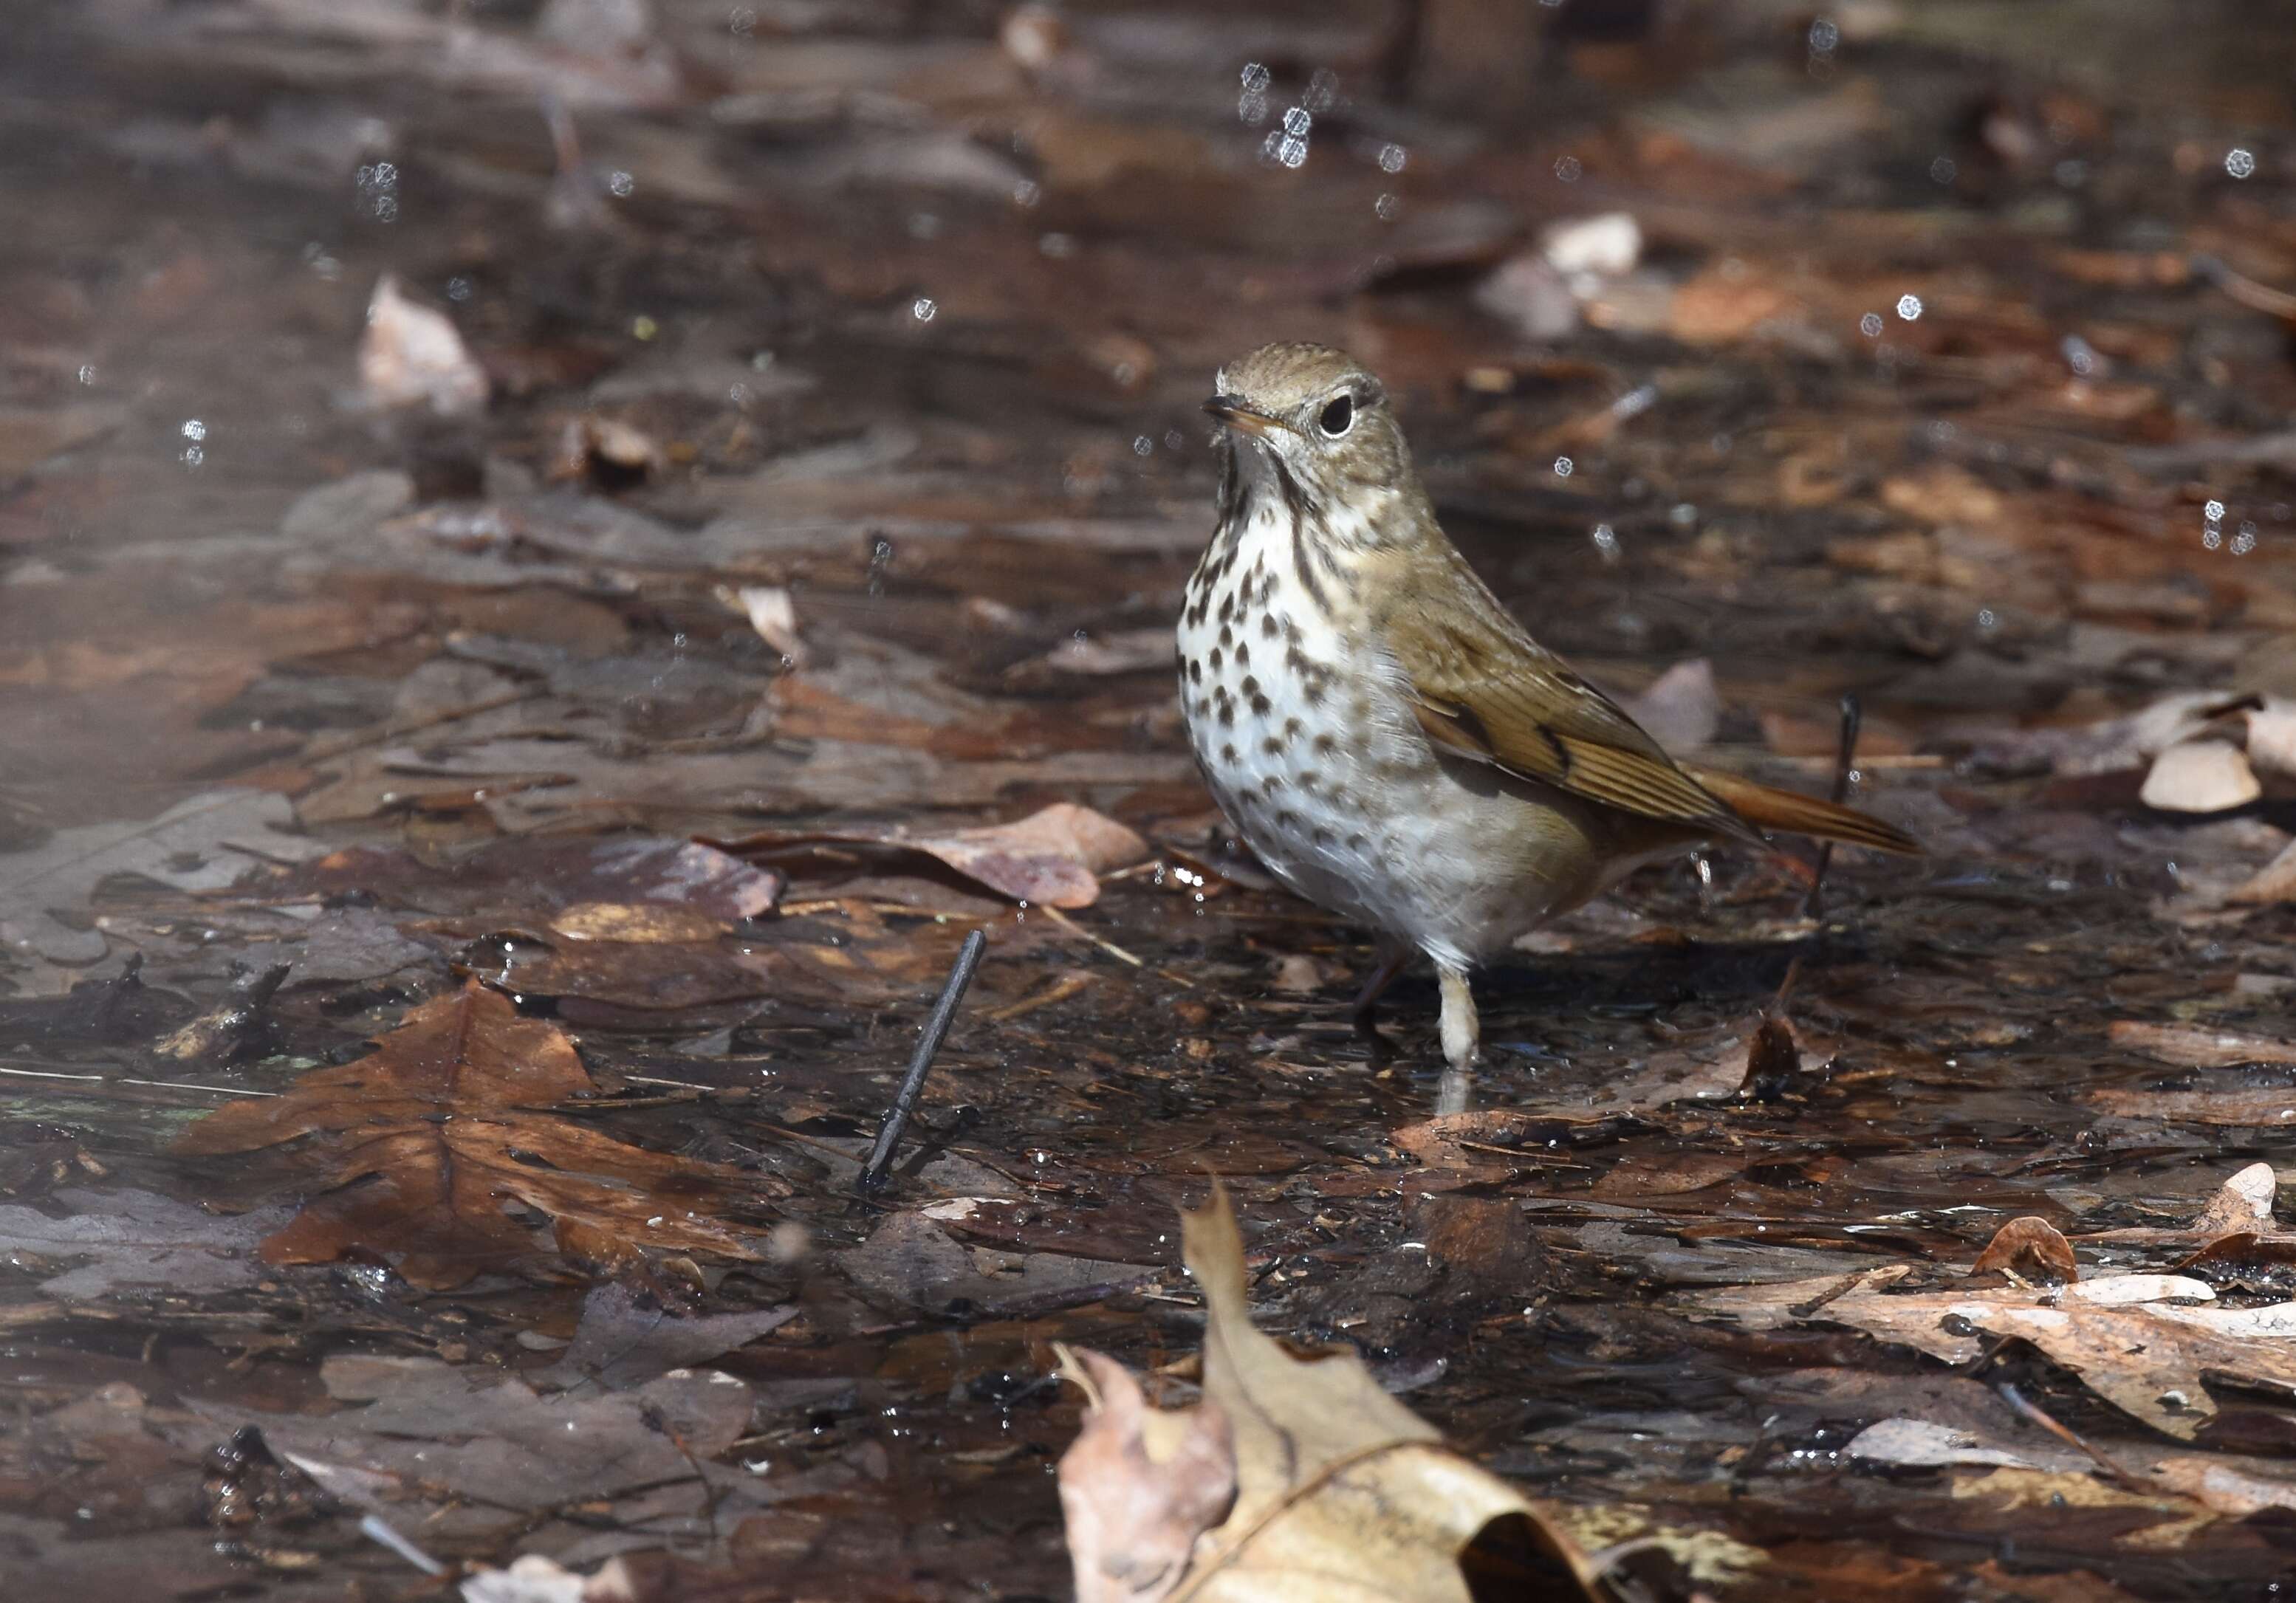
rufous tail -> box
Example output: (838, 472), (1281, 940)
(1683, 765), (1922, 855)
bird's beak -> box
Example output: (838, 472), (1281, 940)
(1204, 394), (1292, 439)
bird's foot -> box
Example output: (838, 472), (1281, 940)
(1435, 962), (1478, 1116)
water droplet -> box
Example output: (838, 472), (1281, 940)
(1374, 192), (1400, 221)
(1807, 18), (1839, 52)
(2226, 147), (2258, 179)
(180, 419), (207, 442)
(2203, 526), (2224, 550)
(1132, 435), (1154, 457)
(1378, 143), (1408, 174)
(2204, 498), (2226, 522)
(1553, 456), (1573, 477)
(354, 160), (400, 222)
(1165, 428), (1185, 451)
(1553, 154), (1583, 183)
(1239, 62), (1271, 92)
(1895, 293), (1922, 320)
(2060, 334), (2097, 376)
(1590, 523), (1621, 563)
(607, 170), (635, 197)
(1929, 155), (1957, 185)
(76, 363), (95, 385)
(911, 297), (936, 322)
(2232, 522), (2258, 555)
(1011, 179), (1041, 207)
(1859, 312), (1885, 337)
(1976, 607), (1998, 630)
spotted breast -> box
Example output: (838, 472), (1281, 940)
(1176, 450), (1466, 964)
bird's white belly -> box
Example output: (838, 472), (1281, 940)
(1178, 515), (1588, 969)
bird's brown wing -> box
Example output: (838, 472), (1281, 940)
(1380, 552), (1762, 843)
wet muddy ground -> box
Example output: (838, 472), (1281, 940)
(5, 1), (2296, 1597)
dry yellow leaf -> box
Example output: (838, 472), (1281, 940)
(1056, 1185), (1604, 1602)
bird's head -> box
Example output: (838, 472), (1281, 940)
(1204, 343), (1428, 545)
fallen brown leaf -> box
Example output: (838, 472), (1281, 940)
(1693, 1266), (2296, 1438)
(1055, 1186), (1604, 1602)
(176, 980), (767, 1288)
(2108, 1020), (2296, 1068)
(721, 801), (1148, 909)
(1057, 1348), (1238, 1603)
(1970, 1217), (2077, 1284)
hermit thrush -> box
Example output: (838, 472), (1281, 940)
(1178, 343), (1919, 1107)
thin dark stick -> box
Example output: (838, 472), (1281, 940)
(1802, 693), (1862, 919)
(857, 929), (987, 1196)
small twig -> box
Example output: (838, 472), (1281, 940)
(1802, 693), (1862, 919)
(0, 1063), (279, 1098)
(982, 971), (1094, 1023)
(357, 1513), (446, 1576)
(2193, 253), (2296, 319)
(1995, 1382), (2156, 1497)
(1035, 902), (1145, 968)
(857, 929), (987, 1197)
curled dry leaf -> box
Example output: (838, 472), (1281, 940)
(1694, 1264), (2296, 1439)
(360, 272), (489, 416)
(176, 979), (767, 1288)
(1970, 1217), (2078, 1284)
(2080, 1163), (2296, 1281)
(1055, 1184), (1604, 1602)
(2139, 738), (2259, 813)
(722, 801), (1148, 908)
(1055, 1347), (1238, 1603)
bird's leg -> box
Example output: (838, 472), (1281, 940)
(1435, 962), (1478, 1115)
(1349, 937), (1414, 1019)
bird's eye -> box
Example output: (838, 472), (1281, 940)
(1318, 394), (1354, 437)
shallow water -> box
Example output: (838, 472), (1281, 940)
(4, 1), (2296, 1597)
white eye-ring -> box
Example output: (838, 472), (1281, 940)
(1318, 394), (1354, 436)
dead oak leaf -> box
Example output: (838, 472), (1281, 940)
(1692, 1266), (2296, 1439)
(177, 980), (766, 1289)
(2077, 1163), (2296, 1284)
(1055, 1184), (1604, 1602)
(719, 801), (1148, 909)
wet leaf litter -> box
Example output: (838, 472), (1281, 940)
(2, 2), (2295, 1599)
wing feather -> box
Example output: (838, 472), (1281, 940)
(1381, 555), (1759, 843)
